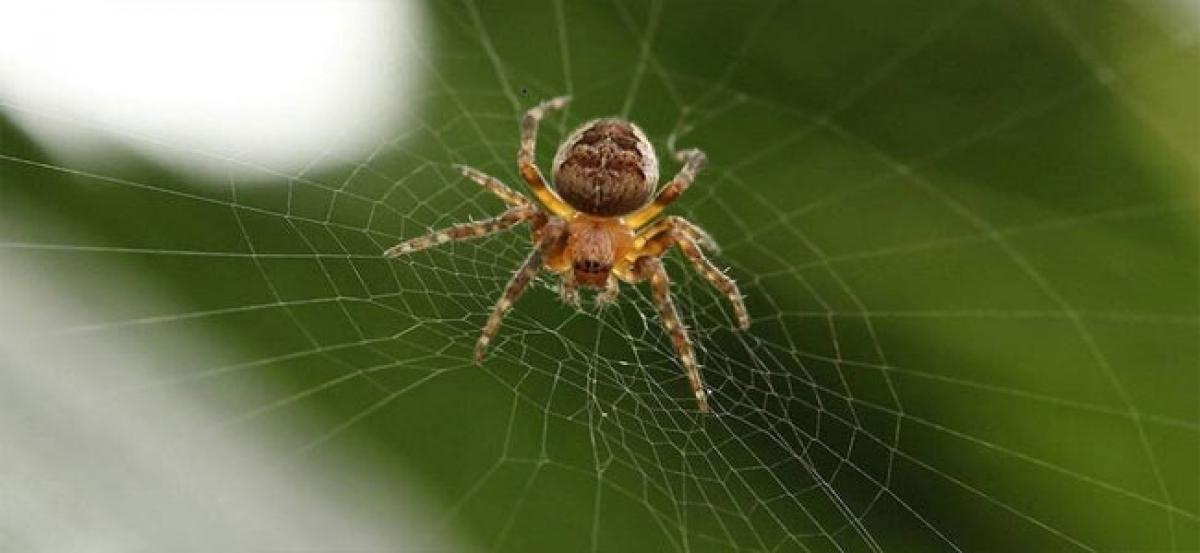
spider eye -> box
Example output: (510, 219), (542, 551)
(574, 260), (610, 274)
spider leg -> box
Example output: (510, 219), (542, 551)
(634, 215), (719, 253)
(475, 219), (567, 363)
(635, 218), (750, 330)
(456, 164), (532, 208)
(518, 96), (576, 218)
(624, 149), (707, 229)
(385, 206), (536, 257)
(629, 256), (709, 413)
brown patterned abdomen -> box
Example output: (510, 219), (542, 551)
(552, 119), (657, 216)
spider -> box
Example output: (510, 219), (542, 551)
(385, 96), (748, 412)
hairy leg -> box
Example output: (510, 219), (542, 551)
(635, 219), (750, 330)
(385, 206), (537, 257)
(456, 164), (531, 208)
(624, 149), (707, 228)
(634, 215), (718, 253)
(630, 256), (709, 413)
(475, 219), (567, 362)
(518, 96), (575, 217)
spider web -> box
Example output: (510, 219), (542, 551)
(2, 0), (1198, 551)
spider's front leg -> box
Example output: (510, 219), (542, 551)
(635, 217), (750, 330)
(628, 256), (709, 413)
(474, 219), (568, 363)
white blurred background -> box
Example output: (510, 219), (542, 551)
(0, 0), (424, 180)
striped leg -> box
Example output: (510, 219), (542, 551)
(518, 96), (576, 217)
(624, 149), (707, 228)
(634, 215), (718, 253)
(630, 256), (709, 413)
(635, 219), (750, 330)
(385, 206), (536, 257)
(456, 164), (531, 208)
(475, 220), (566, 363)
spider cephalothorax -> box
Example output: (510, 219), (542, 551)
(386, 96), (748, 412)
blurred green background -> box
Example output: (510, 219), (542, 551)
(2, 0), (1197, 551)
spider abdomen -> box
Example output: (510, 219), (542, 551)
(552, 118), (660, 216)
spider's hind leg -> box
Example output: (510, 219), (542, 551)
(456, 165), (532, 208)
(518, 96), (575, 218)
(385, 206), (536, 257)
(624, 148), (707, 228)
